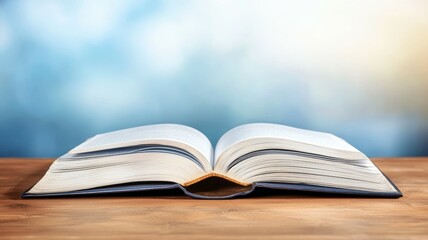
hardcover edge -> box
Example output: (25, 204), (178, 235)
(21, 182), (402, 199)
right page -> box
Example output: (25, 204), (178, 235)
(213, 123), (399, 195)
(215, 123), (361, 163)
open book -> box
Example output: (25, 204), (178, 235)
(23, 123), (402, 199)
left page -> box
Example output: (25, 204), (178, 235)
(69, 124), (214, 171)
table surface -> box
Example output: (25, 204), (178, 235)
(0, 158), (427, 239)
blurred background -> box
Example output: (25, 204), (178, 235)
(0, 0), (427, 157)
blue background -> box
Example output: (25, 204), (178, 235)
(1, 0), (427, 157)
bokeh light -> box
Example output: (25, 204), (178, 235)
(0, 0), (427, 157)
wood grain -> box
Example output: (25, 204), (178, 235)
(0, 158), (427, 239)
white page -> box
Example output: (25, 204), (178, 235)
(69, 124), (213, 170)
(215, 123), (360, 159)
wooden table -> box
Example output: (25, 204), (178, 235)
(0, 158), (427, 239)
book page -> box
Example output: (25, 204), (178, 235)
(215, 123), (360, 160)
(69, 124), (214, 170)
